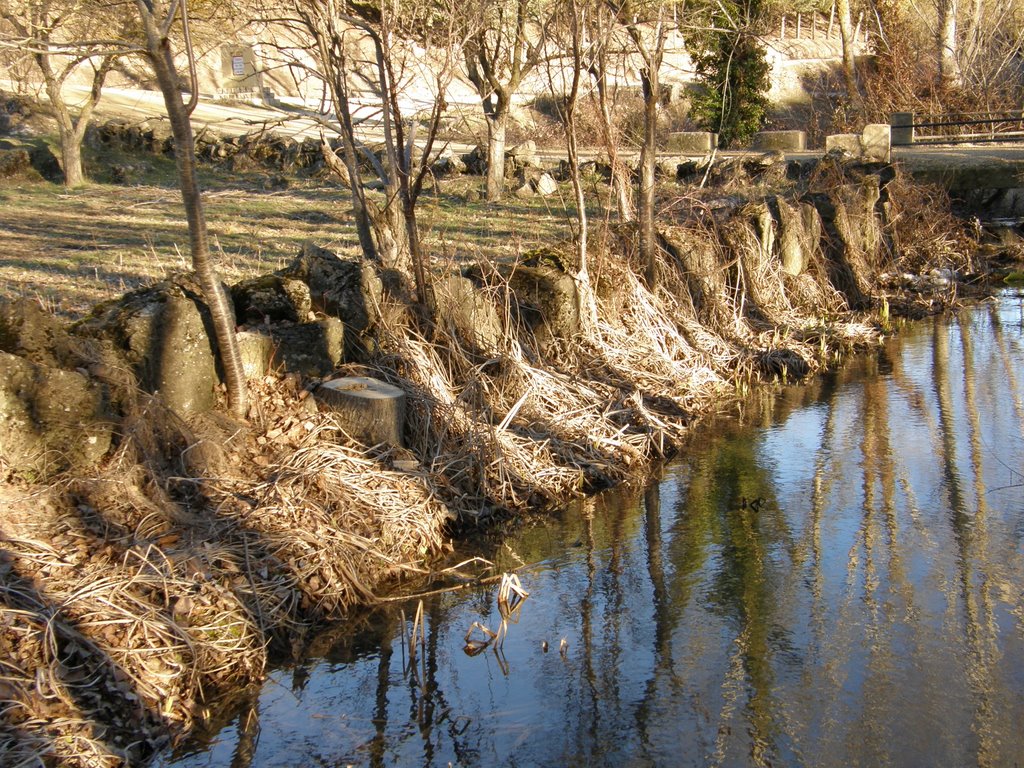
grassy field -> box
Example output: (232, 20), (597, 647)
(0, 146), (580, 319)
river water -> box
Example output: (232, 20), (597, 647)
(164, 294), (1024, 768)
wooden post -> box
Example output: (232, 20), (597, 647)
(796, 13), (802, 39)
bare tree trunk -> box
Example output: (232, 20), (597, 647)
(589, 52), (634, 221)
(622, 9), (666, 289)
(52, 108), (85, 187)
(638, 59), (659, 289)
(937, 0), (960, 87)
(484, 104), (508, 202)
(37, 53), (114, 187)
(837, 0), (858, 100)
(136, 0), (247, 418)
(563, 0), (598, 334)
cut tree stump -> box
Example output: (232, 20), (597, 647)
(315, 376), (406, 447)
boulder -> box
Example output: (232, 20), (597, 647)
(826, 175), (884, 307)
(432, 275), (503, 355)
(774, 198), (822, 276)
(432, 149), (467, 176)
(0, 148), (33, 179)
(656, 158), (682, 179)
(0, 351), (112, 480)
(277, 243), (384, 358)
(267, 318), (344, 378)
(534, 172), (558, 197)
(28, 140), (62, 182)
(467, 262), (580, 347)
(578, 159), (613, 181)
(507, 140), (538, 169)
(231, 274), (313, 324)
(279, 242), (383, 332)
(0, 296), (82, 369)
(76, 275), (222, 416)
(462, 145), (488, 175)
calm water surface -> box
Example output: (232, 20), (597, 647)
(165, 295), (1024, 767)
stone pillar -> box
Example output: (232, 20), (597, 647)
(891, 112), (914, 146)
(861, 124), (892, 162)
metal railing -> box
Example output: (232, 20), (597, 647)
(891, 111), (1024, 145)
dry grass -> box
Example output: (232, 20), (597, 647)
(0, 166), (575, 321)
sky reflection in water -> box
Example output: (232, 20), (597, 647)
(166, 295), (1024, 768)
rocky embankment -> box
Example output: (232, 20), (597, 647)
(0, 119), (1009, 766)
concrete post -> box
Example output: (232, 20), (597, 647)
(891, 112), (914, 146)
(862, 124), (892, 162)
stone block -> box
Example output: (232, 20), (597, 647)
(666, 131), (718, 154)
(751, 130), (806, 152)
(861, 124), (892, 163)
(825, 133), (862, 156)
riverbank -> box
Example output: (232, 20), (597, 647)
(1, 123), (1016, 765)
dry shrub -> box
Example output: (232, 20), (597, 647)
(883, 170), (975, 275)
(657, 221), (751, 344)
(722, 207), (795, 327)
(588, 232), (734, 399)
(375, 314), (592, 510)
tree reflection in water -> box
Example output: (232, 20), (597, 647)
(163, 294), (1024, 768)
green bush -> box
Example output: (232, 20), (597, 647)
(689, 0), (771, 148)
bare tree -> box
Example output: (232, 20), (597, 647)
(610, 0), (669, 288)
(265, 0), (461, 306)
(0, 0), (132, 186)
(836, 0), (858, 100)
(134, 0), (247, 418)
(462, 0), (550, 201)
(584, 1), (635, 222)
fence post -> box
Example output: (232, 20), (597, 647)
(891, 112), (914, 145)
